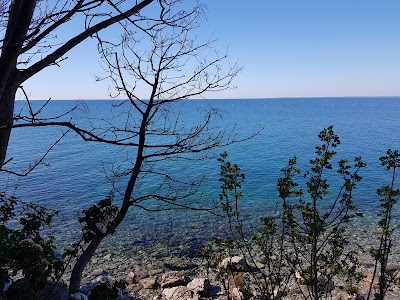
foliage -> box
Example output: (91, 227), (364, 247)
(367, 149), (400, 300)
(203, 152), (290, 300)
(280, 126), (366, 299)
(63, 193), (118, 260)
(0, 192), (62, 297)
(205, 127), (371, 300)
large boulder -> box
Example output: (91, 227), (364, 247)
(162, 286), (192, 300)
(160, 271), (187, 288)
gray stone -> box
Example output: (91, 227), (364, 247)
(161, 271), (187, 288)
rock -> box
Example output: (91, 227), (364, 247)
(270, 255), (278, 261)
(139, 278), (158, 289)
(70, 292), (88, 300)
(135, 270), (150, 279)
(230, 287), (244, 300)
(95, 275), (113, 285)
(228, 274), (245, 288)
(128, 283), (142, 293)
(163, 286), (193, 300)
(161, 271), (187, 288)
(187, 278), (210, 296)
(92, 268), (107, 277)
(126, 271), (136, 283)
(295, 271), (306, 285)
(220, 256), (246, 271)
(255, 261), (265, 269)
(5, 279), (68, 300)
(148, 268), (165, 276)
(103, 253), (112, 260)
(387, 264), (400, 271)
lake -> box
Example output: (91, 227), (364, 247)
(2, 97), (400, 256)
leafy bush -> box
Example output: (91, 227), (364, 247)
(367, 149), (400, 299)
(0, 193), (62, 297)
(205, 127), (371, 300)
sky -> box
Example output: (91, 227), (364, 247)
(20, 0), (400, 100)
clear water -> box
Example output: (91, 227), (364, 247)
(2, 97), (400, 254)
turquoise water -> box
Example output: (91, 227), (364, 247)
(2, 97), (400, 254)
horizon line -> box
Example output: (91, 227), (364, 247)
(19, 95), (400, 101)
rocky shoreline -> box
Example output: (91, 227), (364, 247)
(71, 241), (400, 300)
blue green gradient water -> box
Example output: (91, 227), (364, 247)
(2, 97), (400, 254)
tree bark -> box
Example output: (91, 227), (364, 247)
(68, 236), (104, 295)
(0, 73), (21, 168)
(0, 0), (36, 167)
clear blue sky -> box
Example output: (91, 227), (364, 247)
(21, 0), (400, 100)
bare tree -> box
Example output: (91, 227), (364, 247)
(63, 6), (242, 295)
(0, 0), (201, 169)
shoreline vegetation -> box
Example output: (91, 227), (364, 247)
(2, 128), (399, 300)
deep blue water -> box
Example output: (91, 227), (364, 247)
(2, 97), (400, 253)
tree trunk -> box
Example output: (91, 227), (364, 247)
(0, 75), (20, 168)
(0, 0), (36, 168)
(68, 236), (104, 294)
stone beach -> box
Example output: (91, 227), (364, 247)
(62, 227), (400, 300)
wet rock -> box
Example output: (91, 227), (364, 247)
(220, 256), (246, 271)
(187, 278), (210, 296)
(139, 278), (158, 289)
(161, 271), (187, 288)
